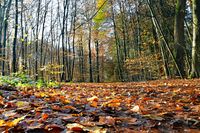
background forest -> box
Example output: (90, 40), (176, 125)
(0, 0), (200, 82)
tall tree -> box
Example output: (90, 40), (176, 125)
(88, 21), (93, 82)
(93, 0), (107, 82)
(174, 0), (186, 77)
(190, 0), (200, 78)
(12, 0), (19, 73)
(20, 0), (25, 71)
(35, 0), (41, 80)
(61, 0), (69, 81)
(2, 0), (12, 75)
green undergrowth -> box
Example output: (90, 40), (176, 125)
(0, 73), (61, 89)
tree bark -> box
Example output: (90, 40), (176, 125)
(95, 40), (100, 82)
(190, 0), (200, 78)
(88, 22), (93, 82)
(174, 0), (186, 77)
(12, 0), (18, 73)
(35, 0), (41, 80)
(2, 0), (12, 75)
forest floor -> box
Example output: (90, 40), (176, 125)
(0, 79), (200, 132)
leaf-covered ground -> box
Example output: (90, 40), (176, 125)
(0, 79), (200, 132)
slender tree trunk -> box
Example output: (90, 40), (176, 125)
(24, 14), (28, 71)
(135, 1), (141, 57)
(174, 0), (186, 77)
(88, 22), (93, 82)
(35, 0), (41, 80)
(2, 0), (12, 75)
(0, 1), (6, 63)
(20, 0), (25, 72)
(40, 0), (49, 79)
(95, 40), (100, 82)
(190, 0), (200, 78)
(12, 0), (19, 73)
(111, 1), (123, 81)
(71, 0), (77, 81)
(147, 0), (182, 78)
(78, 36), (84, 82)
(67, 8), (73, 81)
(61, 0), (69, 81)
(118, 0), (127, 60)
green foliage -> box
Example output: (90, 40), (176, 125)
(0, 73), (33, 88)
(0, 72), (60, 89)
(93, 0), (108, 30)
(36, 79), (46, 88)
(46, 80), (60, 88)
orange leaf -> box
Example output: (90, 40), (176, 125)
(42, 113), (49, 120)
(91, 101), (98, 107)
(175, 106), (182, 111)
(142, 97), (153, 101)
(64, 105), (76, 110)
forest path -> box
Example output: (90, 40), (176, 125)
(0, 79), (200, 132)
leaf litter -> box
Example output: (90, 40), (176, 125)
(0, 79), (200, 132)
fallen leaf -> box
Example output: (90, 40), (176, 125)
(67, 123), (84, 132)
(87, 96), (98, 102)
(144, 114), (164, 121)
(45, 124), (64, 133)
(99, 116), (115, 126)
(130, 105), (140, 113)
(2, 110), (17, 118)
(0, 120), (5, 127)
(42, 113), (49, 120)
(7, 115), (26, 127)
(16, 101), (29, 107)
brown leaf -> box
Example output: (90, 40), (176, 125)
(99, 116), (115, 126)
(45, 124), (64, 133)
(67, 123), (84, 132)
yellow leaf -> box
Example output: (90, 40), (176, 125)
(0, 120), (5, 127)
(87, 96), (98, 102)
(7, 115), (26, 127)
(16, 101), (29, 107)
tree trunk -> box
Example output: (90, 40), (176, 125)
(174, 0), (186, 77)
(88, 23), (93, 82)
(12, 0), (18, 73)
(2, 0), (12, 75)
(190, 0), (200, 78)
(20, 0), (25, 72)
(95, 40), (100, 82)
(40, 0), (49, 79)
(110, 0), (124, 81)
(35, 0), (41, 80)
(71, 0), (77, 81)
